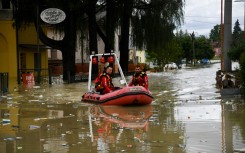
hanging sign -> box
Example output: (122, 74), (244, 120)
(40, 8), (66, 24)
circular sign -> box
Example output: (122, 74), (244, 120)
(40, 8), (66, 24)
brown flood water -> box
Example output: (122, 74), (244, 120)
(1, 62), (245, 153)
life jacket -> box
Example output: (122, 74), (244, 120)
(94, 73), (114, 91)
(132, 71), (147, 86)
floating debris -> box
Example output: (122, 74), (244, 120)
(12, 125), (20, 128)
(16, 137), (23, 140)
(33, 86), (41, 89)
(112, 113), (119, 117)
(4, 137), (15, 141)
(234, 148), (245, 152)
(61, 143), (68, 146)
(120, 150), (126, 152)
(28, 100), (40, 102)
(66, 131), (73, 134)
(127, 144), (133, 148)
(179, 136), (184, 139)
(7, 97), (13, 100)
(2, 119), (11, 125)
(54, 94), (62, 97)
(29, 125), (40, 130)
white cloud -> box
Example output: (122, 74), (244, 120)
(180, 0), (244, 37)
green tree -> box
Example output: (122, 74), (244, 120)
(240, 52), (245, 97)
(175, 30), (192, 64)
(147, 37), (183, 68)
(209, 24), (220, 42)
(229, 38), (245, 61)
(195, 35), (215, 60)
(86, 0), (185, 72)
(229, 19), (245, 98)
(233, 19), (242, 41)
(127, 0), (184, 71)
(229, 19), (244, 61)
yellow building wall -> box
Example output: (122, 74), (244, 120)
(0, 20), (17, 79)
(18, 25), (49, 76)
(20, 49), (48, 70)
(0, 21), (48, 90)
(18, 25), (39, 44)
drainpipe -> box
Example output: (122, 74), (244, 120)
(14, 1), (20, 84)
(36, 0), (41, 84)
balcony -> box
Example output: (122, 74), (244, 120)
(0, 9), (13, 20)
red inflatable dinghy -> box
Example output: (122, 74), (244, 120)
(81, 52), (153, 105)
(82, 86), (153, 105)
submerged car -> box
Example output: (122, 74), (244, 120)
(164, 62), (178, 70)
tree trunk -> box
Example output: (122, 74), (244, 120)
(62, 11), (76, 83)
(119, 0), (133, 73)
(87, 0), (98, 75)
(37, 9), (77, 83)
(105, 0), (116, 53)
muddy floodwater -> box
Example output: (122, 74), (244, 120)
(1, 62), (245, 153)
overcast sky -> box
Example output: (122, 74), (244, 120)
(180, 0), (244, 37)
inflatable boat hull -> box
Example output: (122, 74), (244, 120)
(82, 86), (153, 105)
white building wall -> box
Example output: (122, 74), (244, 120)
(129, 50), (146, 63)
(46, 27), (145, 64)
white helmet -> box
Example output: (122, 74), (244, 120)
(104, 62), (111, 69)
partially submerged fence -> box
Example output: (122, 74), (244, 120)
(18, 69), (52, 85)
(0, 72), (8, 95)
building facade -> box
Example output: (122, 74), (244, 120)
(0, 0), (49, 86)
(0, 0), (17, 79)
(0, 1), (147, 87)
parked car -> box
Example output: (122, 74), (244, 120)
(164, 62), (178, 70)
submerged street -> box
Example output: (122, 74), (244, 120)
(1, 62), (245, 153)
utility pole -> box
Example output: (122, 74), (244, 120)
(220, 0), (224, 71)
(190, 32), (195, 66)
(223, 0), (232, 72)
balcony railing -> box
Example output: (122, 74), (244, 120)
(0, 9), (13, 20)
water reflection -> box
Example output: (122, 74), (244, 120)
(89, 105), (152, 141)
(77, 105), (157, 152)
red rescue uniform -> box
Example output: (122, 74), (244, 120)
(129, 71), (148, 90)
(94, 72), (114, 94)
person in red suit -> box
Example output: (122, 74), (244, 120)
(94, 62), (115, 94)
(129, 65), (148, 90)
